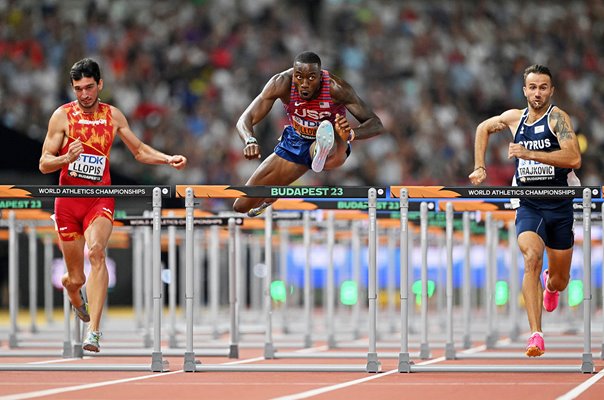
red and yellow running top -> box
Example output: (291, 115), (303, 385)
(59, 101), (115, 186)
(283, 70), (346, 139)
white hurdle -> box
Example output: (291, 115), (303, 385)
(0, 185), (169, 371)
(183, 185), (384, 372)
(397, 186), (598, 373)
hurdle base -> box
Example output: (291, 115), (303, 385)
(581, 353), (594, 373)
(327, 334), (337, 349)
(398, 352), (412, 373)
(73, 344), (84, 359)
(462, 334), (472, 349)
(183, 351), (197, 372)
(62, 341), (72, 358)
(8, 333), (18, 348)
(445, 342), (456, 360)
(509, 325), (521, 342)
(366, 352), (381, 373)
(486, 332), (499, 349)
(303, 334), (312, 348)
(228, 344), (239, 359)
(151, 352), (169, 372)
(264, 342), (275, 359)
(419, 343), (430, 359)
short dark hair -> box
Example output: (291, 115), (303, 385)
(523, 64), (553, 86)
(294, 51), (321, 68)
(70, 58), (101, 84)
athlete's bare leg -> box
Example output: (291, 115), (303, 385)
(518, 231), (545, 333)
(233, 153), (308, 213)
(544, 247), (572, 292)
(61, 237), (87, 310)
(83, 216), (113, 332)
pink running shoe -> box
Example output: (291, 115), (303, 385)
(542, 269), (559, 312)
(525, 333), (545, 357)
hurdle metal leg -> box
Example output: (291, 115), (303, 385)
(398, 188), (412, 372)
(8, 211), (19, 348)
(43, 234), (54, 325)
(303, 211), (313, 348)
(508, 220), (520, 341)
(228, 220), (240, 358)
(462, 211), (472, 349)
(419, 202), (430, 359)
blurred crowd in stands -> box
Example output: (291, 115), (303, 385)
(1, 0), (603, 188)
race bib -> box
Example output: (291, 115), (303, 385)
(517, 159), (554, 183)
(68, 153), (106, 181)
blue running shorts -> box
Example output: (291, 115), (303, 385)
(274, 126), (351, 169)
(515, 203), (574, 250)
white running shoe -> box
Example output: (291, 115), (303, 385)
(311, 120), (335, 173)
(247, 202), (271, 218)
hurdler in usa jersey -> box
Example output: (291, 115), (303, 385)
(233, 51), (385, 217)
(284, 70), (346, 139)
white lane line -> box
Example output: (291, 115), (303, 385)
(0, 370), (184, 400)
(269, 350), (472, 400)
(269, 338), (506, 400)
(271, 369), (400, 400)
(555, 368), (604, 400)
(221, 345), (330, 365)
(294, 345), (329, 353)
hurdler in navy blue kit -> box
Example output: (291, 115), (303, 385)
(468, 64), (581, 357)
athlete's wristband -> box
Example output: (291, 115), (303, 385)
(245, 136), (258, 146)
(473, 166), (486, 172)
(348, 129), (356, 142)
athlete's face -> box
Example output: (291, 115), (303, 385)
(293, 62), (321, 101)
(523, 72), (554, 111)
(72, 76), (103, 112)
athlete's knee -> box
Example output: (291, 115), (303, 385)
(88, 243), (107, 266)
(522, 248), (543, 273)
(548, 271), (570, 291)
(62, 273), (86, 291)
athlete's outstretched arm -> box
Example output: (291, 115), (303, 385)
(113, 107), (187, 169)
(236, 71), (290, 160)
(39, 108), (83, 174)
(469, 109), (521, 185)
(330, 74), (384, 141)
(507, 107), (581, 170)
